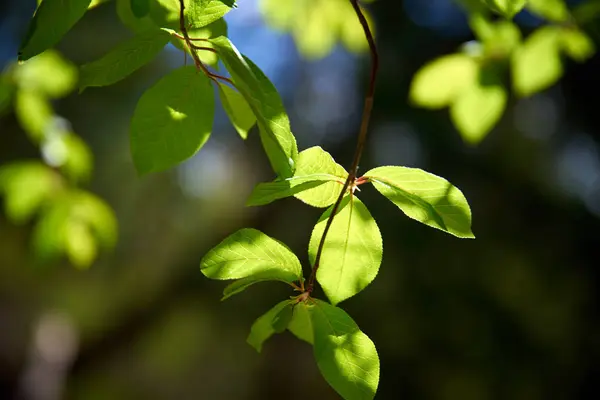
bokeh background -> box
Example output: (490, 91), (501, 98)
(1, 0), (600, 399)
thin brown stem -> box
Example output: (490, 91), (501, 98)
(307, 0), (378, 293)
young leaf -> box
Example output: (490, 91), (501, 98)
(309, 300), (380, 400)
(293, 147), (348, 208)
(130, 0), (150, 18)
(166, 18), (228, 67)
(287, 301), (313, 345)
(450, 69), (507, 144)
(200, 228), (303, 297)
(512, 26), (563, 97)
(527, 0), (569, 22)
(19, 0), (93, 61)
(364, 166), (474, 238)
(560, 28), (595, 62)
(482, 0), (526, 18)
(130, 66), (214, 174)
(151, 0), (236, 29)
(218, 83), (256, 139)
(409, 54), (478, 109)
(246, 176), (336, 207)
(80, 30), (170, 91)
(309, 196), (382, 305)
(247, 300), (293, 352)
(210, 36), (298, 178)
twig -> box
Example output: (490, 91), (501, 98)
(307, 0), (378, 293)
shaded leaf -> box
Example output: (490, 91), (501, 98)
(80, 30), (170, 91)
(527, 0), (569, 22)
(309, 196), (382, 305)
(309, 300), (379, 400)
(247, 300), (294, 352)
(130, 0), (150, 17)
(130, 66), (214, 174)
(19, 0), (93, 61)
(364, 166), (474, 238)
(410, 54), (478, 109)
(512, 26), (563, 97)
(482, 0), (526, 18)
(287, 301), (313, 345)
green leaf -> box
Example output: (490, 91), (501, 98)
(56, 133), (94, 183)
(117, 0), (156, 32)
(309, 299), (380, 400)
(560, 28), (595, 62)
(210, 36), (298, 178)
(14, 51), (78, 98)
(293, 147), (348, 208)
(151, 0), (236, 29)
(246, 176), (335, 207)
(512, 26), (563, 97)
(14, 90), (53, 143)
(246, 146), (347, 207)
(364, 166), (474, 238)
(200, 228), (303, 298)
(309, 196), (382, 305)
(527, 0), (569, 22)
(410, 54), (479, 109)
(0, 80), (11, 114)
(247, 300), (293, 353)
(450, 68), (507, 144)
(19, 0), (93, 61)
(166, 18), (228, 67)
(218, 83), (256, 139)
(65, 219), (97, 268)
(69, 190), (118, 249)
(287, 301), (313, 345)
(0, 161), (59, 225)
(482, 0), (526, 18)
(130, 0), (150, 17)
(130, 66), (214, 174)
(80, 30), (170, 91)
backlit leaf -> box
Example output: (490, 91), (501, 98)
(246, 176), (335, 207)
(201, 228), (303, 298)
(512, 26), (563, 97)
(287, 301), (313, 345)
(19, 0), (93, 61)
(151, 0), (236, 29)
(410, 54), (478, 109)
(527, 0), (569, 22)
(247, 300), (293, 352)
(80, 30), (170, 91)
(218, 83), (256, 139)
(14, 51), (77, 98)
(482, 0), (526, 18)
(560, 28), (595, 62)
(309, 196), (382, 305)
(130, 66), (214, 174)
(309, 300), (380, 400)
(14, 90), (53, 143)
(364, 166), (474, 238)
(210, 36), (298, 178)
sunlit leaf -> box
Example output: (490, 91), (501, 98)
(293, 147), (348, 208)
(309, 300), (380, 400)
(201, 228), (303, 298)
(512, 26), (563, 97)
(246, 176), (335, 207)
(247, 300), (293, 352)
(218, 83), (256, 140)
(130, 66), (214, 174)
(450, 68), (507, 144)
(287, 301), (313, 345)
(309, 196), (382, 305)
(163, 18), (228, 67)
(80, 29), (170, 91)
(0, 161), (59, 225)
(14, 51), (77, 98)
(560, 28), (595, 62)
(19, 0), (93, 61)
(151, 0), (236, 29)
(410, 54), (478, 109)
(57, 133), (94, 182)
(65, 219), (97, 268)
(364, 166), (474, 238)
(210, 36), (298, 178)
(69, 190), (118, 249)
(527, 0), (569, 22)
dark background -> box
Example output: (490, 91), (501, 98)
(1, 0), (599, 399)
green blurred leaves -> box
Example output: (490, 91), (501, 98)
(364, 166), (475, 238)
(309, 196), (382, 305)
(130, 66), (214, 174)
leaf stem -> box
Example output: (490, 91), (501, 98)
(307, 0), (378, 293)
